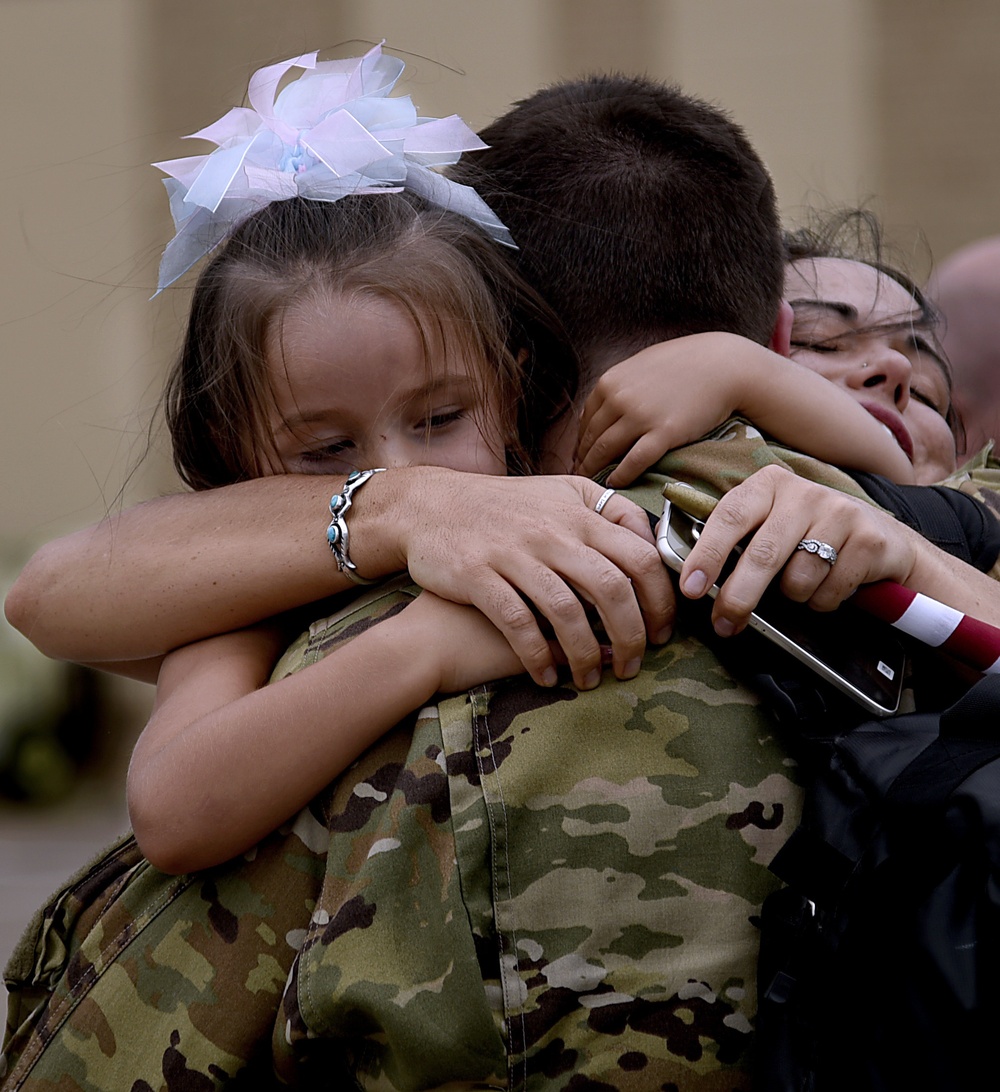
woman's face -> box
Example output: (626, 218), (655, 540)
(784, 257), (957, 484)
(263, 291), (509, 477)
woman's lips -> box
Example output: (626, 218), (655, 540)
(861, 401), (914, 462)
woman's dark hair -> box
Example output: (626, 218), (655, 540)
(783, 209), (938, 326)
(783, 208), (960, 438)
(163, 193), (578, 489)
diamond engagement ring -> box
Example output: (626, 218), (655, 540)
(796, 538), (838, 566)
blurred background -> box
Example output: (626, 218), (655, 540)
(1, 0), (998, 1011)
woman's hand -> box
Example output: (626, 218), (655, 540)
(6, 468), (675, 693)
(676, 466), (925, 636)
(365, 468), (673, 690)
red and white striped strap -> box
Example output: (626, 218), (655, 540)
(852, 581), (1000, 675)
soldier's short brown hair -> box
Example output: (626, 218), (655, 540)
(450, 74), (784, 383)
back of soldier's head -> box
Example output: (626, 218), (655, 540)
(451, 74), (784, 382)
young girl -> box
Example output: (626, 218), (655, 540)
(127, 186), (584, 873)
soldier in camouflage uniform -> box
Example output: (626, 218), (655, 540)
(262, 428), (892, 1090)
(2, 68), (781, 1090)
(9, 423), (978, 1091)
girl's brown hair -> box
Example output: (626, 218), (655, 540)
(164, 193), (578, 490)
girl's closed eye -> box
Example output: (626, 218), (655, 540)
(422, 408), (466, 430)
(288, 436), (359, 475)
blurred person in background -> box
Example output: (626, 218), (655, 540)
(927, 235), (1000, 460)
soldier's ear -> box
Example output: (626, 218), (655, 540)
(769, 300), (793, 357)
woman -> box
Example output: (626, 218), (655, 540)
(785, 211), (960, 485)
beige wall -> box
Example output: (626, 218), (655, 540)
(2, 0), (999, 550)
(1, 0), (154, 549)
(877, 0), (1000, 268)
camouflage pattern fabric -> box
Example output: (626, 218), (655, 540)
(2, 818), (326, 1091)
(0, 422), (918, 1090)
(939, 442), (1000, 581)
(1, 584), (417, 1091)
(271, 423), (867, 1089)
(619, 417), (877, 518)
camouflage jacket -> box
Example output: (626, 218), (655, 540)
(268, 589), (795, 1091)
(266, 424), (875, 1090)
(939, 442), (1000, 581)
(0, 422), (978, 1091)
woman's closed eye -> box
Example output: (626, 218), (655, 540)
(790, 339), (840, 354)
(909, 386), (950, 417)
(788, 317), (852, 355)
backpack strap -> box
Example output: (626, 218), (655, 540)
(849, 472), (1000, 572)
(757, 676), (1000, 1091)
(883, 674), (1000, 811)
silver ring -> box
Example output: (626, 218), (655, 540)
(594, 487), (616, 515)
(796, 538), (838, 566)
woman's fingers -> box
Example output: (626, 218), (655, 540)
(496, 493), (673, 686)
(398, 470), (675, 689)
(679, 466), (896, 636)
(467, 547), (656, 689)
(579, 481), (676, 643)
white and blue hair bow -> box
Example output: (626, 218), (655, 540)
(154, 42), (512, 292)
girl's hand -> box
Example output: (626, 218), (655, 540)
(576, 334), (752, 486)
(398, 591), (526, 694)
(574, 332), (915, 488)
(676, 465), (924, 636)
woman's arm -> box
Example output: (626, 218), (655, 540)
(575, 333), (915, 486)
(680, 465), (1000, 635)
(5, 467), (674, 691)
(127, 591), (524, 875)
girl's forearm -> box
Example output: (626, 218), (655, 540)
(903, 527), (1000, 626)
(127, 611), (440, 875)
(736, 351), (915, 483)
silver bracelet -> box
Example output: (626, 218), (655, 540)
(326, 468), (386, 584)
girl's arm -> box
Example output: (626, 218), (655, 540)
(4, 468), (672, 692)
(127, 591), (523, 875)
(575, 332), (916, 486)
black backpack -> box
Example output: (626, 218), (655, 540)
(754, 673), (1000, 1091)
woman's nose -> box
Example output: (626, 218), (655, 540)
(847, 346), (912, 409)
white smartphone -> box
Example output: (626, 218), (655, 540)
(655, 500), (905, 716)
